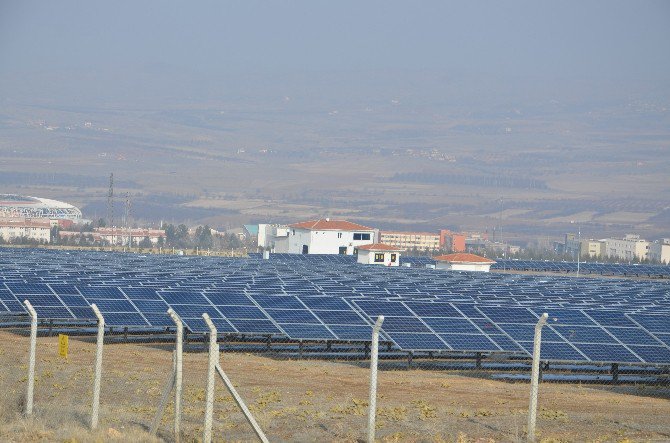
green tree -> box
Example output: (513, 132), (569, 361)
(139, 236), (153, 248)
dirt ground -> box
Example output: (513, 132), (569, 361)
(1, 330), (669, 442)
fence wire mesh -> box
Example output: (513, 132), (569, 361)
(1, 319), (670, 442)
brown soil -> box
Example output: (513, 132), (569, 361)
(1, 330), (669, 442)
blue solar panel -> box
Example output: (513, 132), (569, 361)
(1, 248), (669, 365)
(278, 323), (336, 340)
(389, 333), (447, 350)
(327, 325), (375, 340)
(421, 318), (481, 334)
(228, 319), (282, 334)
(551, 326), (616, 344)
(265, 309), (321, 324)
(574, 343), (641, 363)
(217, 305), (267, 319)
(519, 341), (587, 361)
(440, 334), (500, 351)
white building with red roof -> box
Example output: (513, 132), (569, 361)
(433, 253), (496, 272)
(285, 218), (375, 254)
(357, 243), (402, 266)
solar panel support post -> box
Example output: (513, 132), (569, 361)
(23, 300), (37, 417)
(367, 315), (384, 443)
(527, 312), (548, 443)
(202, 313), (218, 443)
(167, 308), (184, 443)
(90, 304), (105, 430)
(611, 363), (619, 383)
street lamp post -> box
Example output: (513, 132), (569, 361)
(577, 225), (581, 277)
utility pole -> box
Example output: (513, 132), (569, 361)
(577, 225), (581, 277)
(125, 192), (132, 248)
(107, 173), (114, 229)
(499, 196), (505, 262)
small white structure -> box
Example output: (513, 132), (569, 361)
(258, 223), (289, 252)
(356, 243), (402, 266)
(648, 239), (670, 264)
(433, 253), (496, 272)
(287, 218), (375, 255)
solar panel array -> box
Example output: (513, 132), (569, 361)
(492, 259), (670, 278)
(1, 248), (669, 366)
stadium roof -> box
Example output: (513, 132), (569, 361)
(0, 194), (82, 220)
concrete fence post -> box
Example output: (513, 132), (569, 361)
(368, 315), (385, 443)
(167, 308), (184, 443)
(202, 313), (218, 443)
(90, 304), (105, 430)
(527, 312), (548, 442)
(23, 300), (38, 417)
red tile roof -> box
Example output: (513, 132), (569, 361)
(357, 243), (403, 251)
(289, 219), (373, 231)
(433, 253), (496, 264)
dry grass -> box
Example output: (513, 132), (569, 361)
(1, 330), (669, 442)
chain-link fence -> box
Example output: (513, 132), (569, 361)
(2, 309), (669, 442)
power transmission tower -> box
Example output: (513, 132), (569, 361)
(125, 192), (132, 247)
(107, 173), (114, 229)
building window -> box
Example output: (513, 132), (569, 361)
(390, 254), (397, 263)
(374, 253), (384, 262)
(354, 233), (371, 241)
(338, 232), (342, 238)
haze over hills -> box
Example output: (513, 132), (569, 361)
(0, 1), (669, 246)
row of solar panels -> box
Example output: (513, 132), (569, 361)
(249, 253), (670, 278)
(492, 259), (670, 277)
(2, 283), (669, 365)
(1, 248), (669, 365)
(2, 255), (668, 310)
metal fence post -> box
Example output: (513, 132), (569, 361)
(202, 313), (218, 443)
(167, 308), (184, 443)
(23, 300), (38, 417)
(368, 315), (385, 443)
(90, 304), (105, 430)
(527, 312), (548, 442)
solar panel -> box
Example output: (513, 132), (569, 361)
(1, 248), (668, 366)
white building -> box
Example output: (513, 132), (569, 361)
(648, 239), (670, 264)
(356, 243), (402, 266)
(258, 223), (290, 252)
(286, 218), (375, 254)
(0, 218), (52, 243)
(433, 253), (496, 272)
(59, 227), (165, 246)
(603, 234), (650, 261)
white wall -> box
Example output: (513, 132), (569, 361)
(357, 250), (400, 266)
(0, 225), (51, 243)
(287, 228), (374, 254)
(649, 242), (670, 264)
(435, 262), (492, 272)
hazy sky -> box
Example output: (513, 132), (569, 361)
(1, 1), (669, 103)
